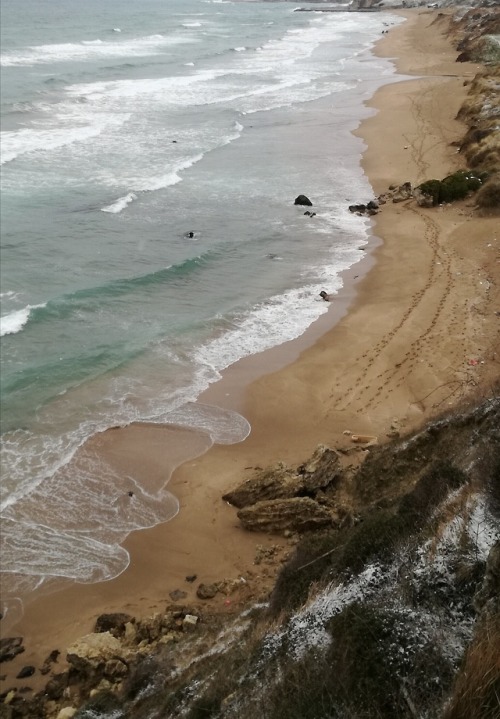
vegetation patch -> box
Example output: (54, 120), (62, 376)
(269, 529), (343, 616)
(443, 616), (500, 719)
(266, 602), (457, 719)
(398, 461), (468, 529)
(417, 170), (488, 206)
(476, 176), (500, 209)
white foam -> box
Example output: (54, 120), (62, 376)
(101, 192), (137, 213)
(183, 22), (202, 28)
(0, 34), (194, 67)
(1, 113), (128, 166)
(0, 304), (46, 337)
(233, 47), (246, 52)
(194, 284), (334, 375)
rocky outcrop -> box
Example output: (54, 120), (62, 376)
(297, 444), (343, 492)
(94, 613), (134, 637)
(67, 632), (125, 676)
(224, 446), (344, 513)
(237, 497), (336, 533)
(223, 464), (300, 508)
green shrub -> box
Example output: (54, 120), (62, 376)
(418, 178), (442, 205)
(417, 171), (487, 205)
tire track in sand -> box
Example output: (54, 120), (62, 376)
(331, 206), (454, 413)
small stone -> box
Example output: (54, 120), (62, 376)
(4, 690), (16, 705)
(169, 589), (187, 602)
(16, 665), (35, 679)
(124, 622), (137, 643)
(182, 614), (199, 631)
(185, 574), (197, 583)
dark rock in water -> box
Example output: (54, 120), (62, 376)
(349, 204), (367, 214)
(0, 637), (24, 663)
(366, 200), (379, 211)
(196, 583), (219, 600)
(94, 613), (133, 638)
(186, 231), (195, 238)
(16, 666), (35, 679)
(294, 194), (313, 206)
(237, 497), (335, 534)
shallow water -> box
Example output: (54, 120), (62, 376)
(0, 0), (403, 614)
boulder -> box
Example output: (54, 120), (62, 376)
(297, 445), (343, 493)
(94, 613), (133, 638)
(136, 613), (163, 643)
(392, 182), (413, 203)
(41, 649), (60, 675)
(294, 195), (313, 206)
(237, 497), (335, 534)
(348, 204), (366, 214)
(196, 583), (219, 600)
(413, 187), (435, 208)
(44, 672), (69, 701)
(67, 632), (123, 678)
(0, 637), (24, 663)
(223, 464), (300, 509)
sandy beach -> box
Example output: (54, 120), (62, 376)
(2, 8), (499, 689)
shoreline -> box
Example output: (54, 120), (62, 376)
(2, 8), (499, 691)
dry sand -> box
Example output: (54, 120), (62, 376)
(2, 8), (499, 689)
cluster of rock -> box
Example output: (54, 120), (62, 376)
(348, 181), (419, 216)
(0, 605), (218, 719)
(223, 445), (358, 535)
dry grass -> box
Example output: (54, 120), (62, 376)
(443, 616), (500, 719)
(476, 175), (500, 209)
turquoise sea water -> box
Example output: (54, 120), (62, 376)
(0, 0), (402, 616)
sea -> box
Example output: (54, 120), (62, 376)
(0, 0), (403, 622)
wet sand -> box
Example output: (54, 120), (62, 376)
(2, 9), (499, 689)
